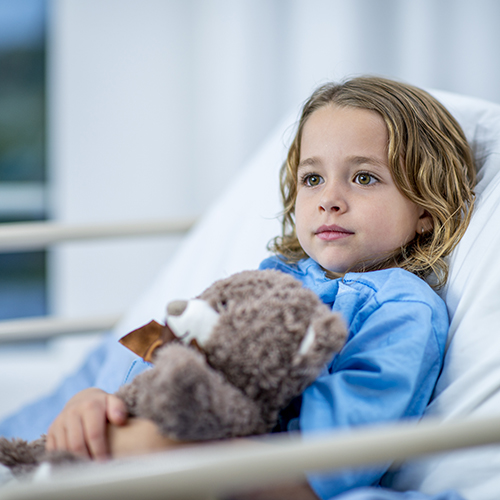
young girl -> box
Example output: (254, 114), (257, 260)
(45, 76), (476, 499)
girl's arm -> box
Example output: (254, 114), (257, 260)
(107, 418), (185, 457)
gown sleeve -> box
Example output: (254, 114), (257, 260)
(301, 297), (447, 500)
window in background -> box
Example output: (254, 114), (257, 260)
(0, 0), (47, 320)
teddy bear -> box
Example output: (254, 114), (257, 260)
(0, 269), (347, 477)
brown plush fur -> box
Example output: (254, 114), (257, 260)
(0, 436), (81, 476)
(0, 269), (347, 475)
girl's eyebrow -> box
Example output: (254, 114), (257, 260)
(298, 158), (319, 169)
(298, 155), (388, 170)
(347, 155), (388, 169)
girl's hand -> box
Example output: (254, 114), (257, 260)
(45, 388), (128, 460)
(107, 418), (186, 458)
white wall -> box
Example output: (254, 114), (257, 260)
(48, 0), (194, 317)
(48, 0), (500, 320)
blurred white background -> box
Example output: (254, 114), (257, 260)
(2, 0), (500, 418)
(48, 0), (500, 321)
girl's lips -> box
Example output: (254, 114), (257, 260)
(315, 225), (354, 241)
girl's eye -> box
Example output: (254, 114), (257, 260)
(354, 173), (377, 186)
(303, 174), (323, 187)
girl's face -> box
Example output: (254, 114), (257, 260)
(295, 104), (428, 274)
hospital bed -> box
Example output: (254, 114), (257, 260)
(0, 89), (499, 499)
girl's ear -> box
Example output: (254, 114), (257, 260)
(418, 210), (433, 235)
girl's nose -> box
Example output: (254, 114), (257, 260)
(318, 183), (347, 213)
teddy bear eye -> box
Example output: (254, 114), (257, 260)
(216, 300), (227, 312)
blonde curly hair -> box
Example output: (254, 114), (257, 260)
(271, 76), (476, 288)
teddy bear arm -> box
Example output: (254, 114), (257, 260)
(124, 345), (266, 442)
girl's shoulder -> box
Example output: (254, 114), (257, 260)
(259, 254), (297, 272)
(343, 267), (444, 310)
(258, 255), (313, 279)
(340, 268), (449, 357)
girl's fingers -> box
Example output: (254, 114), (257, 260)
(45, 427), (56, 451)
(46, 417), (69, 453)
(81, 404), (109, 460)
(106, 394), (128, 426)
(65, 412), (91, 459)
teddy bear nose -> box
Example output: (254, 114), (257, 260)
(167, 300), (188, 316)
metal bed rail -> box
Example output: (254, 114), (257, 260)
(0, 219), (197, 252)
(0, 315), (120, 343)
(1, 415), (499, 500)
(0, 219), (196, 342)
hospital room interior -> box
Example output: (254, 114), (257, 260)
(1, 1), (500, 499)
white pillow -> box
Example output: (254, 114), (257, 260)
(390, 91), (500, 499)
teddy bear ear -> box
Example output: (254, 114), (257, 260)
(119, 320), (178, 362)
(293, 311), (347, 367)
